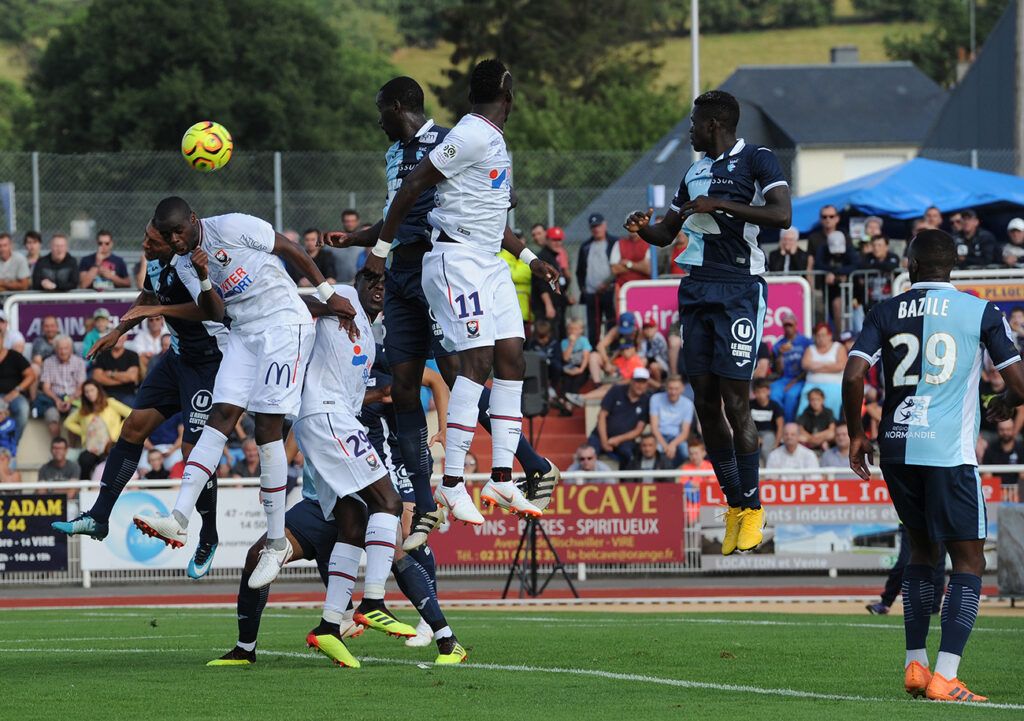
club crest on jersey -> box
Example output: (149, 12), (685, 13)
(727, 158), (738, 172)
(894, 395), (931, 427)
(214, 249), (230, 266)
(366, 453), (380, 471)
(466, 320), (480, 338)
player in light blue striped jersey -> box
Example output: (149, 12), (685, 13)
(843, 229), (1024, 703)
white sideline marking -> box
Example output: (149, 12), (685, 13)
(1, 645), (1021, 710)
(0, 634), (204, 644)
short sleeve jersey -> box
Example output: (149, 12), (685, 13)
(298, 285), (375, 420)
(384, 120), (450, 247)
(427, 113), (511, 256)
(648, 392), (695, 438)
(671, 139), (787, 277)
(176, 214), (312, 331)
(144, 256), (227, 360)
(850, 281), (1022, 466)
(600, 385), (650, 437)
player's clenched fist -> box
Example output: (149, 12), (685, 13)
(320, 230), (353, 249)
(529, 259), (561, 293)
(191, 246), (210, 279)
(624, 207), (653, 233)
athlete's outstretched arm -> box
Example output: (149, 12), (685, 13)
(87, 289), (155, 360)
(841, 355), (873, 481)
(273, 233), (356, 328)
(678, 185), (792, 230)
(121, 302), (212, 324)
(321, 220), (383, 250)
(367, 158), (447, 277)
(626, 207), (683, 248)
(422, 366), (449, 448)
(502, 226), (560, 290)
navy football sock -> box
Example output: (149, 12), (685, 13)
(407, 545), (437, 587)
(395, 407), (436, 512)
(88, 439), (144, 523)
(706, 447), (742, 507)
(477, 385), (548, 476)
(938, 573), (981, 658)
(195, 475), (219, 545)
(237, 569), (270, 645)
(902, 564), (935, 651)
(736, 450), (761, 509)
(394, 555), (446, 632)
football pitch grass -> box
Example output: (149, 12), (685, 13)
(1, 606), (1021, 720)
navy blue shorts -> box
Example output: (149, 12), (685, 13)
(133, 352), (219, 445)
(286, 497), (337, 584)
(383, 254), (454, 365)
(879, 462), (988, 542)
(677, 274), (767, 380)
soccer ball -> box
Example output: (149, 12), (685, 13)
(181, 121), (233, 172)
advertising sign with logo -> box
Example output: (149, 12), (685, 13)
(79, 489), (315, 571)
(15, 299), (134, 343)
(892, 272), (1024, 315)
(0, 493), (68, 572)
(618, 277), (812, 348)
(697, 476), (1002, 571)
(428, 483), (684, 566)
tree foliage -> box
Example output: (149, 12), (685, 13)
(850, 0), (931, 22)
(25, 0), (399, 152)
(883, 0), (1011, 87)
(653, 0), (834, 35)
(434, 0), (684, 151)
(0, 79), (31, 150)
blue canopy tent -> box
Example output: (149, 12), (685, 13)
(791, 158), (1024, 234)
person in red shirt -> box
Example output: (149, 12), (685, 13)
(610, 230), (651, 293)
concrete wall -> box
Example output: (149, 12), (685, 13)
(794, 145), (918, 196)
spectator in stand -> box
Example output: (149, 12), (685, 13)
(679, 440), (713, 486)
(464, 451), (478, 477)
(981, 419), (1024, 492)
(798, 323), (847, 418)
(924, 205), (943, 230)
(0, 332), (34, 449)
(125, 315), (168, 374)
(525, 320), (566, 413)
(768, 226), (812, 274)
(1007, 218), (1024, 250)
(0, 311), (24, 355)
(860, 235), (900, 308)
(948, 210), (964, 236)
(288, 228), (337, 286)
(576, 213), (617, 347)
(766, 423), (821, 478)
(142, 449), (170, 479)
(90, 333), (141, 405)
(624, 433), (674, 482)
(530, 223), (546, 248)
(638, 321), (669, 386)
(332, 209), (363, 282)
(560, 318), (591, 405)
(955, 208), (999, 268)
(611, 338), (644, 381)
(63, 379), (131, 479)
(566, 444), (616, 484)
(0, 232), (30, 292)
(31, 315), (60, 370)
(0, 400), (16, 459)
(657, 228), (689, 276)
(231, 438), (262, 478)
(807, 204), (846, 258)
(648, 374), (694, 468)
(587, 367), (651, 467)
(0, 448), (20, 484)
(753, 340), (773, 380)
(750, 378), (783, 464)
(589, 312), (640, 384)
(815, 231), (859, 331)
(532, 226), (569, 338)
(22, 230), (42, 272)
(81, 308), (112, 359)
(79, 230), (130, 291)
(610, 229), (651, 294)
(1007, 306), (1024, 352)
(141, 412), (184, 473)
(37, 437), (80, 487)
(539, 224), (572, 296)
(770, 311), (812, 421)
(820, 421), (851, 469)
(797, 387), (837, 451)
(32, 234), (78, 292)
(36, 335), (86, 438)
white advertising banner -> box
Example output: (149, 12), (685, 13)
(79, 488), (315, 572)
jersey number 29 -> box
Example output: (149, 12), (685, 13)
(889, 332), (957, 386)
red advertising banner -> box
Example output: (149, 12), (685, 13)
(429, 483), (685, 566)
(700, 476), (1003, 506)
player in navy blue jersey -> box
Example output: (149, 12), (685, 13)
(323, 75), (559, 550)
(626, 90), (791, 555)
(53, 229), (228, 578)
(844, 229), (1024, 703)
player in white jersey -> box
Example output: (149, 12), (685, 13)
(364, 59), (559, 525)
(133, 196), (357, 588)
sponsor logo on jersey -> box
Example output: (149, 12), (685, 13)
(439, 144), (457, 161)
(265, 362), (293, 388)
(730, 318), (754, 363)
(214, 249), (230, 266)
(219, 267), (254, 297)
(191, 389), (213, 413)
(352, 344), (368, 367)
(420, 132), (437, 144)
(489, 168), (509, 189)
(466, 320), (480, 338)
(894, 395), (931, 427)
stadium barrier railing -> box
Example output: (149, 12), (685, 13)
(1, 466), (1019, 588)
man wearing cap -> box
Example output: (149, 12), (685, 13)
(770, 311), (811, 421)
(589, 312), (641, 385)
(1002, 218), (1024, 267)
(576, 213), (618, 347)
(0, 233), (30, 292)
(532, 226), (569, 338)
(82, 308), (113, 359)
(586, 366), (651, 468)
(955, 209), (999, 268)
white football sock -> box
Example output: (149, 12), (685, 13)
(444, 376), (484, 476)
(323, 542), (362, 625)
(257, 440), (287, 541)
(363, 512), (399, 600)
(905, 648), (929, 669)
(173, 425), (227, 524)
(934, 651), (961, 679)
(488, 378), (523, 469)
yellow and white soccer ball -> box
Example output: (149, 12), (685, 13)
(181, 121), (233, 172)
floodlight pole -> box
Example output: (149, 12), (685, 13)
(691, 0), (700, 164)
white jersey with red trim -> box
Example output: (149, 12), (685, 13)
(427, 113), (511, 256)
(175, 213), (311, 331)
(298, 284), (376, 420)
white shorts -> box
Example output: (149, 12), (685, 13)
(421, 244), (525, 352)
(293, 412), (388, 521)
(212, 323), (314, 415)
